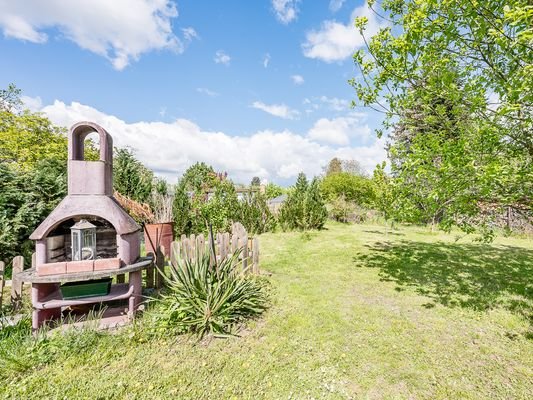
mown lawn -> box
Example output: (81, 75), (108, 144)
(1, 222), (532, 399)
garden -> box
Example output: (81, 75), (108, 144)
(1, 223), (531, 399)
(1, 0), (533, 398)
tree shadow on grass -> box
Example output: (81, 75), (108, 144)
(353, 240), (533, 323)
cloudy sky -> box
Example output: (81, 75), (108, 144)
(0, 0), (387, 184)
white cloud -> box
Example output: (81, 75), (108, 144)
(181, 27), (198, 42)
(21, 95), (43, 112)
(214, 50), (231, 65)
(302, 2), (385, 63)
(271, 0), (300, 24)
(308, 116), (371, 146)
(291, 74), (305, 85)
(0, 0), (186, 70)
(263, 53), (271, 68)
(329, 0), (346, 13)
(196, 88), (219, 97)
(319, 96), (349, 111)
(251, 101), (300, 120)
(37, 100), (385, 182)
(302, 96), (350, 113)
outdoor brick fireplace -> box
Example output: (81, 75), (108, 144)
(21, 121), (152, 331)
(30, 121), (140, 272)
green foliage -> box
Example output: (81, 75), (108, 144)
(113, 148), (154, 204)
(0, 110), (67, 171)
(173, 164), (239, 235)
(236, 190), (276, 235)
(329, 194), (356, 223)
(172, 181), (192, 235)
(0, 161), (67, 263)
(305, 178), (328, 230)
(264, 182), (284, 199)
(250, 176), (261, 186)
(153, 177), (169, 195)
(195, 179), (239, 234)
(351, 0), (533, 235)
(181, 162), (216, 192)
(372, 162), (394, 223)
(0, 313), (110, 382)
(0, 83), (22, 112)
(324, 157), (342, 175)
(279, 173), (327, 231)
(324, 157), (366, 177)
(173, 164), (277, 237)
(0, 107), (69, 263)
(151, 249), (269, 338)
(0, 224), (532, 398)
(320, 172), (375, 207)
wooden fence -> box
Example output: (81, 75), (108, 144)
(0, 254), (32, 311)
(169, 223), (260, 275)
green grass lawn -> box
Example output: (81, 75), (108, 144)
(1, 222), (532, 399)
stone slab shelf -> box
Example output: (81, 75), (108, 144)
(35, 283), (133, 310)
(17, 256), (153, 284)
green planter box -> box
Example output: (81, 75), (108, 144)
(60, 278), (112, 300)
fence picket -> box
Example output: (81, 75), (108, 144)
(0, 261), (5, 309)
(11, 256), (24, 310)
(169, 228), (259, 275)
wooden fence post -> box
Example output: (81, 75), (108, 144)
(170, 241), (179, 267)
(196, 234), (205, 259)
(189, 234), (195, 262)
(155, 245), (165, 289)
(252, 237), (260, 274)
(241, 234), (249, 273)
(146, 253), (155, 289)
(0, 261), (5, 310)
(11, 256), (24, 311)
(231, 233), (238, 253)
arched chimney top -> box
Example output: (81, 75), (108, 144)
(68, 121), (113, 163)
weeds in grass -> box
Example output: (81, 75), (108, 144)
(0, 309), (111, 381)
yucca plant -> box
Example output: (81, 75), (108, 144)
(152, 247), (268, 338)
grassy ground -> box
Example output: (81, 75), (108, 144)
(1, 222), (532, 399)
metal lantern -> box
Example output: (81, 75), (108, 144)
(71, 219), (96, 261)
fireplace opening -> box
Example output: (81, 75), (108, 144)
(46, 217), (118, 263)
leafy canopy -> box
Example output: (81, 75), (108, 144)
(351, 0), (533, 233)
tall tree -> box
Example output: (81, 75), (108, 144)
(113, 147), (154, 204)
(352, 0), (532, 233)
(279, 173), (327, 231)
(324, 157), (343, 176)
(0, 85), (69, 262)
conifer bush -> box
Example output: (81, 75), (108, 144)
(279, 173), (327, 231)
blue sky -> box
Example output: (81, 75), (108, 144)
(0, 0), (387, 184)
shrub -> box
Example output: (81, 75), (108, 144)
(236, 190), (276, 235)
(152, 249), (269, 338)
(264, 182), (284, 199)
(0, 159), (67, 264)
(329, 195), (356, 223)
(320, 172), (376, 207)
(172, 164), (240, 236)
(279, 173), (327, 231)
